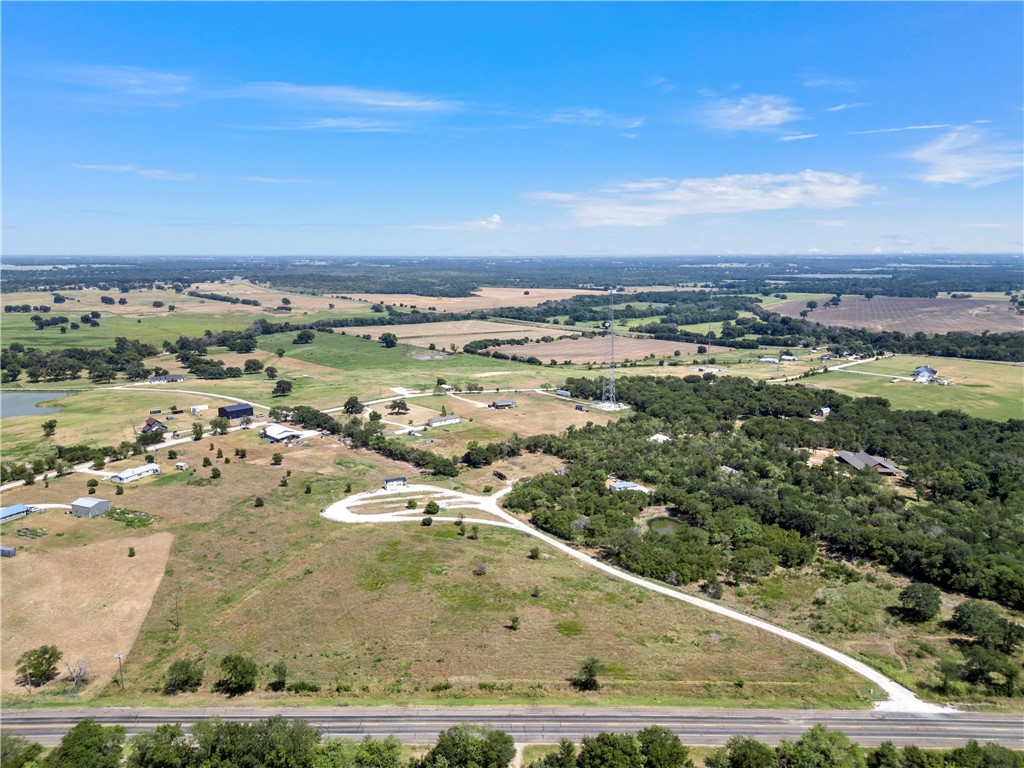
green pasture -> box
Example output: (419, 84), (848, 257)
(809, 356), (1023, 421)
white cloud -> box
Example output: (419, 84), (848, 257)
(56, 64), (193, 96)
(286, 117), (402, 132)
(698, 94), (803, 131)
(805, 219), (850, 227)
(529, 170), (878, 227)
(955, 222), (1008, 229)
(413, 214), (503, 231)
(73, 163), (196, 181)
(850, 124), (952, 135)
(910, 127), (1022, 186)
(647, 76), (676, 93)
(825, 103), (867, 112)
(802, 76), (857, 91)
(229, 82), (460, 112)
(779, 134), (818, 142)
(547, 108), (645, 129)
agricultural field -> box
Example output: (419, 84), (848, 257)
(344, 319), (565, 350)
(1, 525), (174, 698)
(772, 295), (1022, 334)
(0, 281), (373, 349)
(341, 287), (605, 312)
(484, 336), (731, 365)
(810, 356), (1024, 421)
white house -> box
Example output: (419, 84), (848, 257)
(71, 497), (111, 517)
(383, 477), (407, 491)
(110, 463), (161, 484)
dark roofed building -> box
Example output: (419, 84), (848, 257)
(836, 450), (903, 476)
(491, 399), (517, 409)
(218, 403), (254, 419)
(141, 417), (167, 434)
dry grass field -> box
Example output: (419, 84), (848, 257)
(1, 527), (173, 698)
(344, 320), (561, 350)
(486, 337), (731, 365)
(342, 287), (605, 311)
(773, 295), (1022, 334)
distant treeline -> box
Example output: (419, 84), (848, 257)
(187, 289), (261, 306)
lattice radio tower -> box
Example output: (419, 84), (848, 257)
(601, 289), (617, 406)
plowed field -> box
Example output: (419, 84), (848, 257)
(773, 296), (1021, 334)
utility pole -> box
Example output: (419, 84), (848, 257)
(114, 653), (125, 691)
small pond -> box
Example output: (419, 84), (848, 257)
(647, 516), (686, 535)
(0, 391), (71, 419)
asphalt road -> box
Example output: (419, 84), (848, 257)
(3, 706), (1022, 749)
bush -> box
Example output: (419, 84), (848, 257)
(163, 657), (204, 695)
(211, 468), (221, 479)
(115, 485), (124, 496)
(254, 497), (265, 508)
(898, 583), (942, 623)
(528, 546), (541, 560)
(167, 450), (177, 459)
(473, 563), (487, 576)
(214, 654), (258, 697)
(571, 657), (602, 691)
(421, 517), (433, 527)
(272, 453), (284, 466)
(128, 547), (136, 558)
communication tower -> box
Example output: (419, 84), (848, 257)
(601, 290), (617, 406)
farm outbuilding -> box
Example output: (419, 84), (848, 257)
(555, 389), (572, 397)
(218, 403), (254, 419)
(1, 504), (32, 523)
(71, 497), (111, 518)
(261, 424), (303, 442)
(110, 463), (161, 483)
(835, 451), (903, 476)
(426, 415), (461, 428)
(491, 399), (517, 409)
(1, 546), (16, 558)
(383, 477), (407, 491)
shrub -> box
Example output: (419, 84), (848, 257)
(271, 453), (284, 466)
(128, 547), (136, 558)
(115, 485), (124, 496)
(164, 657), (204, 695)
(167, 450), (177, 460)
(528, 546), (541, 560)
(213, 654), (258, 697)
(473, 563), (487, 576)
(571, 657), (602, 691)
(421, 517), (433, 527)
(254, 497), (265, 508)
(211, 468), (221, 479)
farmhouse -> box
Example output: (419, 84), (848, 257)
(426, 415), (461, 428)
(491, 399), (517, 409)
(71, 497), (111, 518)
(140, 417), (167, 434)
(110, 463), (161, 483)
(261, 424), (303, 443)
(383, 477), (407, 491)
(218, 403), (254, 419)
(609, 479), (651, 494)
(835, 451), (903, 476)
(1, 503), (33, 523)
(648, 433), (672, 444)
(913, 365), (938, 383)
(149, 374), (185, 384)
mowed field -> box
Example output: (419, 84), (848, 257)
(486, 336), (731, 365)
(340, 287), (604, 311)
(1, 525), (173, 698)
(346, 320), (564, 350)
(811, 356), (1024, 421)
(773, 295), (1022, 334)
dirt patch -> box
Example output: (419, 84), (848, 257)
(349, 320), (563, 350)
(773, 295), (1022, 334)
(340, 287), (604, 312)
(1, 532), (173, 697)
(484, 336), (730, 365)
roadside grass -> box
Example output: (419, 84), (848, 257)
(680, 559), (1024, 710)
(809, 356), (1023, 421)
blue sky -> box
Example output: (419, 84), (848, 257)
(3, 2), (1022, 257)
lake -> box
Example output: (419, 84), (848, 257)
(0, 391), (70, 419)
